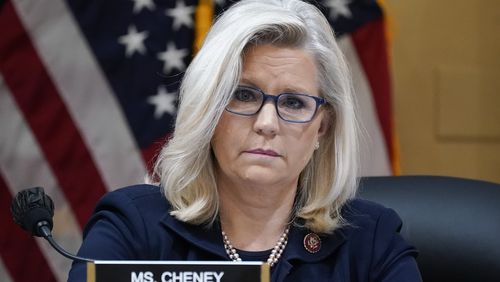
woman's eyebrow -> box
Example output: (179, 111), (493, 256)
(239, 78), (312, 94)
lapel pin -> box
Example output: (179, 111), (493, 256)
(303, 232), (321, 253)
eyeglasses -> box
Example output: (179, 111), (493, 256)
(225, 86), (326, 123)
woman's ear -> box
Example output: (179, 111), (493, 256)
(317, 111), (331, 138)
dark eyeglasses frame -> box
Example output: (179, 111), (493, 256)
(225, 85), (326, 123)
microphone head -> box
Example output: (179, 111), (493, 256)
(11, 187), (54, 237)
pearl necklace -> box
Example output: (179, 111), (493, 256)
(221, 227), (290, 267)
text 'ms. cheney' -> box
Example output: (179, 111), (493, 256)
(131, 271), (224, 282)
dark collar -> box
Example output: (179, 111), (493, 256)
(160, 212), (228, 260)
(160, 212), (347, 263)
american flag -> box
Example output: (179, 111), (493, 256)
(0, 0), (395, 281)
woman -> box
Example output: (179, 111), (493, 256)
(69, 0), (421, 281)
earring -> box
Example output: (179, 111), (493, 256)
(314, 141), (320, 150)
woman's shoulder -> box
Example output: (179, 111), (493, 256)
(100, 184), (166, 204)
(81, 184), (175, 250)
(106, 183), (163, 198)
(333, 199), (421, 280)
(342, 197), (401, 224)
(339, 198), (405, 242)
(91, 184), (171, 222)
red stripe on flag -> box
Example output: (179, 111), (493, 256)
(351, 18), (395, 171)
(0, 2), (107, 228)
(0, 174), (57, 282)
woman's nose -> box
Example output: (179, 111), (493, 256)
(253, 102), (279, 136)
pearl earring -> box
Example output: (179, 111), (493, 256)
(314, 141), (320, 150)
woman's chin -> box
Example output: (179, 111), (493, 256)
(237, 168), (293, 187)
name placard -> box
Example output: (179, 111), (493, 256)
(87, 261), (270, 282)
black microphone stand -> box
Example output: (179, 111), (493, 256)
(37, 221), (93, 263)
(12, 187), (93, 263)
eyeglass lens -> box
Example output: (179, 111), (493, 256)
(226, 86), (320, 122)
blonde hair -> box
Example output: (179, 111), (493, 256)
(150, 0), (359, 233)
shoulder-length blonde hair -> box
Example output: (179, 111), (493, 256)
(150, 0), (359, 234)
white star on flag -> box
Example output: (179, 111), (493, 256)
(148, 85), (177, 118)
(325, 0), (353, 20)
(132, 0), (156, 14)
(118, 25), (149, 57)
(166, 0), (195, 30)
(157, 42), (189, 73)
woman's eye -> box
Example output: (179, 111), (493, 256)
(234, 89), (257, 102)
(281, 96), (305, 109)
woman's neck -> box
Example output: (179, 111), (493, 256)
(217, 178), (297, 251)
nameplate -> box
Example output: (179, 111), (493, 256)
(87, 261), (270, 282)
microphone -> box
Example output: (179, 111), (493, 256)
(11, 187), (93, 263)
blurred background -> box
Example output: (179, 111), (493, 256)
(0, 0), (498, 281)
(386, 0), (500, 184)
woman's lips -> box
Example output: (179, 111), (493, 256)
(245, 149), (280, 157)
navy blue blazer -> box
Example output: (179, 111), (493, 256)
(68, 185), (421, 281)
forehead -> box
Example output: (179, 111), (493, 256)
(241, 44), (318, 95)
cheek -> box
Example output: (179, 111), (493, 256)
(289, 123), (322, 161)
(212, 132), (228, 163)
(212, 115), (241, 160)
